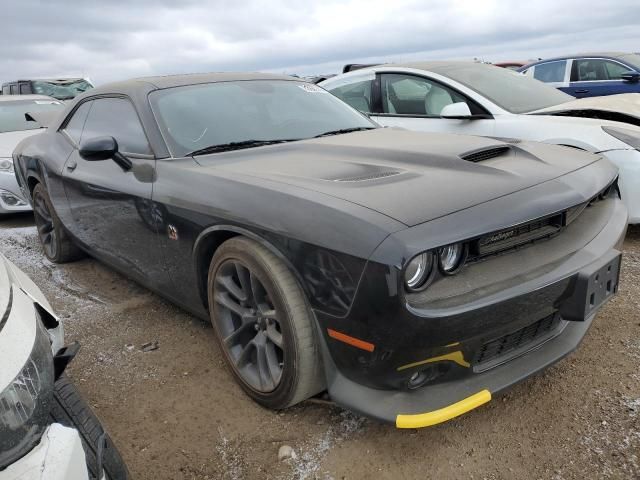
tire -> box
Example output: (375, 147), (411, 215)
(32, 183), (84, 263)
(50, 375), (129, 480)
(208, 236), (325, 409)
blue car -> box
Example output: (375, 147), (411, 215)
(519, 52), (640, 98)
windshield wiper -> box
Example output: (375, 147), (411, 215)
(187, 139), (299, 156)
(314, 127), (375, 138)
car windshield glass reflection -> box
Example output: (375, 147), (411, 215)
(150, 80), (376, 157)
(0, 100), (64, 133)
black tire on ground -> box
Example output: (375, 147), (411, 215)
(208, 236), (325, 410)
(50, 375), (129, 480)
(32, 183), (84, 263)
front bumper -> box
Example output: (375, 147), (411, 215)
(325, 308), (598, 427)
(0, 424), (89, 480)
(317, 192), (628, 427)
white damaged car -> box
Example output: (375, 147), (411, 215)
(0, 253), (128, 479)
(320, 62), (640, 223)
(0, 96), (64, 214)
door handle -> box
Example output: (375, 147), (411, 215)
(575, 89), (589, 94)
(66, 160), (77, 172)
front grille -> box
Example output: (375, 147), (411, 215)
(474, 213), (564, 258)
(460, 146), (511, 163)
(467, 178), (618, 262)
(474, 313), (562, 367)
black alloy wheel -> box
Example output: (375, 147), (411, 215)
(208, 237), (324, 409)
(33, 188), (57, 259)
(214, 259), (284, 392)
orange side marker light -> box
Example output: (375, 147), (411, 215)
(327, 328), (375, 352)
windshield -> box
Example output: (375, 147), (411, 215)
(433, 63), (574, 113)
(150, 80), (376, 157)
(0, 99), (64, 133)
(618, 53), (640, 70)
(31, 79), (93, 100)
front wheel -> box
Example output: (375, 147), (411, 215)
(32, 183), (83, 263)
(208, 236), (325, 409)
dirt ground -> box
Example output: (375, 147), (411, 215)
(1, 213), (638, 480)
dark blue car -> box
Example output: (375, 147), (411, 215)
(519, 52), (640, 98)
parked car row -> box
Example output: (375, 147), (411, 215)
(0, 54), (635, 477)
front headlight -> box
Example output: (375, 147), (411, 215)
(0, 158), (14, 174)
(404, 243), (469, 292)
(404, 252), (435, 291)
(602, 126), (640, 150)
(0, 321), (54, 470)
(438, 243), (467, 275)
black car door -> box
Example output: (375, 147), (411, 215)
(61, 97), (167, 287)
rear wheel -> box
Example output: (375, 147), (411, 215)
(32, 183), (83, 263)
(208, 236), (324, 409)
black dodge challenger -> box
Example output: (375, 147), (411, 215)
(13, 73), (627, 428)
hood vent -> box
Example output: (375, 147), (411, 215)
(460, 146), (511, 163)
(333, 171), (402, 182)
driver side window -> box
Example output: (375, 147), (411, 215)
(81, 98), (152, 155)
(380, 74), (468, 116)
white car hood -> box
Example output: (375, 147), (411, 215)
(0, 129), (43, 158)
(531, 93), (640, 124)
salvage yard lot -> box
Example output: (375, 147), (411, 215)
(1, 214), (638, 480)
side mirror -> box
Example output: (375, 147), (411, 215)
(440, 102), (473, 119)
(79, 136), (132, 171)
(621, 71), (640, 83)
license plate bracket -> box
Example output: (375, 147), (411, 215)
(559, 251), (621, 322)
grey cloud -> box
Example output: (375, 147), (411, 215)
(2, 0), (640, 85)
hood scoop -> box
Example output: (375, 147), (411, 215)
(460, 146), (511, 163)
(333, 170), (402, 182)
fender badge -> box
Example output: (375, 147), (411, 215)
(167, 225), (179, 241)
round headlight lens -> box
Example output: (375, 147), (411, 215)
(404, 252), (434, 291)
(438, 243), (466, 274)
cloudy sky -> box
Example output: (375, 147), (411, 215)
(3, 0), (640, 85)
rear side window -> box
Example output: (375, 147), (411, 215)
(80, 98), (151, 155)
(328, 78), (374, 113)
(63, 101), (93, 144)
(533, 61), (567, 83)
(1, 86), (8, 95)
(9, 85), (18, 95)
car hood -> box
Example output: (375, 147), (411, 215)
(195, 128), (605, 226)
(530, 93), (640, 127)
(0, 129), (43, 158)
